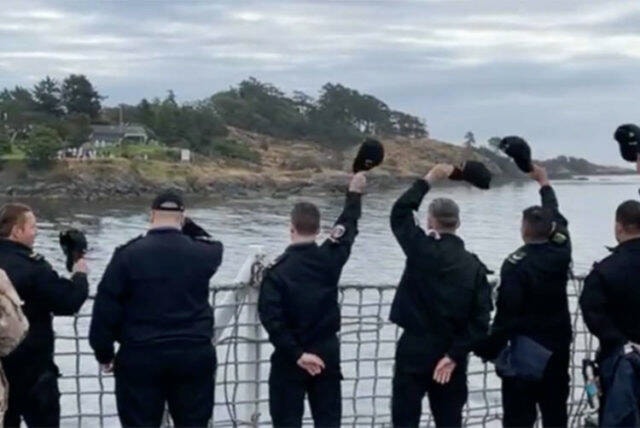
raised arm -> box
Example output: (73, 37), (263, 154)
(390, 164), (453, 255)
(33, 258), (89, 316)
(320, 172), (365, 266)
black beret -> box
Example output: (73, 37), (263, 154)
(614, 124), (640, 162)
(152, 190), (185, 212)
(59, 229), (88, 272)
(449, 160), (492, 190)
(499, 136), (533, 173)
(353, 138), (385, 173)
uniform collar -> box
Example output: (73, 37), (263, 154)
(286, 241), (317, 252)
(0, 238), (32, 253)
(147, 226), (182, 235)
(438, 233), (465, 247)
(613, 237), (640, 252)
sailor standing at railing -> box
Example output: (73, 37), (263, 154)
(477, 162), (573, 428)
(89, 191), (223, 428)
(580, 199), (640, 427)
(389, 163), (493, 428)
(258, 171), (367, 428)
(0, 203), (89, 428)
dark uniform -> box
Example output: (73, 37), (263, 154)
(0, 239), (89, 428)
(580, 237), (640, 425)
(389, 180), (492, 428)
(258, 191), (362, 428)
(581, 237), (640, 356)
(89, 228), (223, 427)
(483, 185), (572, 428)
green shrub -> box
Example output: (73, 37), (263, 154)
(211, 138), (261, 163)
(22, 126), (63, 165)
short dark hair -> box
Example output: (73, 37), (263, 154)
(428, 198), (460, 229)
(616, 200), (640, 232)
(522, 205), (553, 240)
(291, 202), (320, 235)
(0, 203), (32, 238)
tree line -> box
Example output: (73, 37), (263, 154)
(0, 75), (428, 162)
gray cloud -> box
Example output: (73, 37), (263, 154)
(1, 0), (639, 164)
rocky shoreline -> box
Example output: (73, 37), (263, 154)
(0, 168), (631, 201)
(0, 129), (633, 201)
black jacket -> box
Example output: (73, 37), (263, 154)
(89, 227), (223, 364)
(580, 238), (640, 354)
(389, 179), (492, 366)
(0, 239), (89, 369)
(483, 185), (572, 359)
(258, 192), (361, 368)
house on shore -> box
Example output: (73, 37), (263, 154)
(90, 124), (151, 147)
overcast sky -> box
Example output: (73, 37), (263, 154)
(1, 0), (639, 164)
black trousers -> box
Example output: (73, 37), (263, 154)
(114, 342), (216, 428)
(4, 362), (60, 428)
(392, 364), (468, 428)
(268, 363), (342, 428)
(501, 350), (570, 428)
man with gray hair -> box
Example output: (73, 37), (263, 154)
(389, 164), (492, 427)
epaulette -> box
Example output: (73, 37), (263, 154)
(507, 249), (527, 265)
(550, 231), (568, 246)
(116, 234), (144, 252)
(266, 253), (288, 270)
(29, 251), (45, 262)
(328, 224), (346, 244)
(194, 235), (217, 244)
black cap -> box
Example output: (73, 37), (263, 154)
(353, 138), (385, 173)
(449, 160), (492, 190)
(151, 190), (185, 212)
(499, 136), (533, 173)
(59, 229), (88, 272)
(614, 124), (640, 163)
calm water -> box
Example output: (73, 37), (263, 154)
(13, 175), (640, 288)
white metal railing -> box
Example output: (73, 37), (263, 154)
(54, 247), (597, 427)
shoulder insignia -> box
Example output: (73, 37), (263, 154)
(194, 235), (217, 244)
(29, 252), (44, 262)
(328, 224), (346, 243)
(267, 253), (288, 270)
(507, 250), (527, 265)
(551, 232), (567, 245)
(116, 234), (144, 252)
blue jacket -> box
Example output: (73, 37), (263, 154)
(600, 347), (640, 427)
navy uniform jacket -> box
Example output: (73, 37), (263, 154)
(580, 237), (640, 355)
(258, 191), (361, 371)
(0, 239), (89, 370)
(483, 185), (572, 358)
(389, 179), (492, 369)
(89, 228), (223, 364)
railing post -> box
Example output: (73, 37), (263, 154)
(222, 245), (266, 426)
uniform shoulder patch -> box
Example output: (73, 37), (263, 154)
(507, 250), (527, 264)
(328, 224), (346, 244)
(551, 232), (568, 245)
